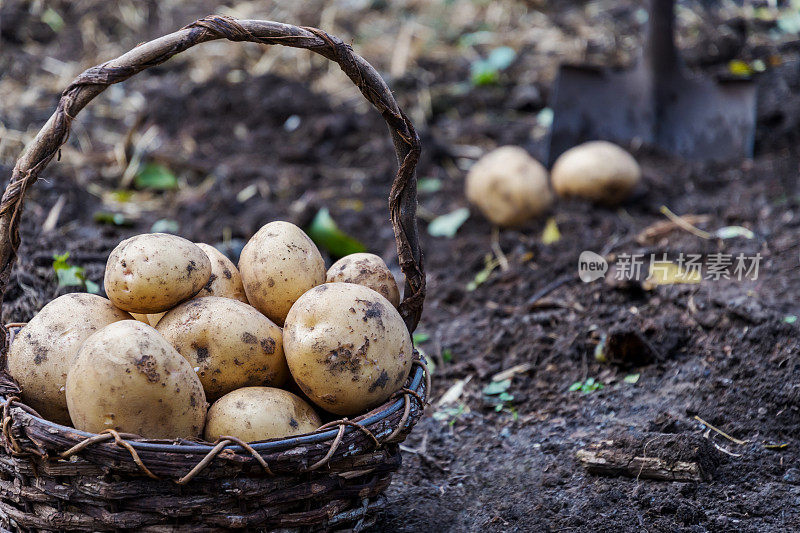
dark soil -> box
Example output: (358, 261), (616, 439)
(2, 1), (800, 531)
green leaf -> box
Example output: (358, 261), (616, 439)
(134, 163), (178, 190)
(482, 379), (511, 396)
(307, 208), (367, 258)
(470, 47), (516, 86)
(413, 332), (431, 344)
(570, 378), (604, 393)
(458, 30), (494, 48)
(467, 255), (500, 291)
(52, 252), (99, 293)
(497, 392), (514, 402)
(93, 211), (132, 226)
(52, 252), (70, 270)
(623, 373), (641, 384)
(715, 226), (754, 240)
(486, 47), (516, 71)
(151, 219), (180, 234)
(581, 378), (604, 393)
(110, 190), (134, 203)
(84, 279), (101, 294)
(728, 60), (753, 77)
(53, 252), (86, 287)
(784, 315), (798, 324)
(471, 65), (500, 86)
(537, 107), (554, 128)
(442, 349), (453, 363)
(541, 217), (561, 245)
(428, 207), (469, 238)
(418, 178), (442, 194)
(41, 8), (64, 32)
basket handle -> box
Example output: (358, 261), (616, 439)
(0, 15), (425, 335)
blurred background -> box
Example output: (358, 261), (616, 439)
(3, 1), (800, 530)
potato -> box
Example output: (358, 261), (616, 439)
(204, 387), (320, 442)
(66, 320), (206, 438)
(326, 253), (400, 308)
(284, 282), (413, 415)
(465, 146), (553, 227)
(7, 294), (131, 425)
(131, 312), (166, 327)
(156, 296), (288, 400)
(131, 313), (150, 324)
(104, 233), (212, 314)
(194, 243), (248, 303)
(551, 141), (641, 204)
(238, 221), (325, 325)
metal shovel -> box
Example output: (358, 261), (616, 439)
(547, 0), (756, 164)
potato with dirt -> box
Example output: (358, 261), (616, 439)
(551, 141), (641, 204)
(156, 296), (288, 400)
(238, 221), (325, 325)
(6, 293), (132, 425)
(194, 243), (248, 302)
(283, 282), (413, 415)
(65, 320), (206, 438)
(204, 386), (321, 442)
(326, 253), (400, 307)
(465, 146), (553, 227)
(104, 233), (211, 314)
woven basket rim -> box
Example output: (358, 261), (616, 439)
(0, 356), (426, 455)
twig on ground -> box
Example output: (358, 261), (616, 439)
(660, 206), (713, 240)
(491, 226), (509, 271)
(693, 415), (749, 445)
(42, 195), (66, 232)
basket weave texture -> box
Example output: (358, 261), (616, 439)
(0, 15), (427, 532)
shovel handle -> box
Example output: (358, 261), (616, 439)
(645, 0), (679, 76)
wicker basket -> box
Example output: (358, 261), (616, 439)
(0, 15), (428, 532)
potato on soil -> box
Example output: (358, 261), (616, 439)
(326, 253), (400, 308)
(7, 293), (131, 425)
(551, 141), (641, 204)
(283, 282), (413, 416)
(66, 320), (206, 438)
(194, 243), (248, 303)
(104, 233), (211, 314)
(157, 296), (288, 400)
(238, 221), (325, 325)
(204, 387), (321, 442)
(465, 146), (553, 227)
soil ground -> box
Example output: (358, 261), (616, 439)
(2, 1), (800, 531)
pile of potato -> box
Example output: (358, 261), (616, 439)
(465, 141), (641, 227)
(7, 222), (413, 442)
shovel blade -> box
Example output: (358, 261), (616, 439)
(547, 64), (655, 165)
(655, 77), (756, 162)
(548, 64), (757, 164)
